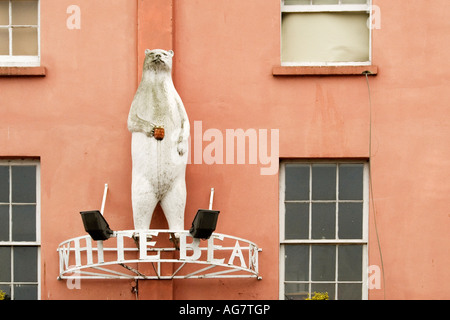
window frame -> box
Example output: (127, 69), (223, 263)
(0, 159), (41, 300)
(280, 0), (373, 67)
(0, 0), (41, 67)
(279, 160), (369, 300)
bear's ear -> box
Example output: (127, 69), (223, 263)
(145, 49), (151, 54)
(168, 50), (174, 56)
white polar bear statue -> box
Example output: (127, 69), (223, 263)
(128, 49), (190, 238)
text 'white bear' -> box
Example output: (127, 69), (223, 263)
(57, 230), (261, 280)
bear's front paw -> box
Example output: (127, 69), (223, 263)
(177, 140), (188, 156)
(145, 125), (155, 137)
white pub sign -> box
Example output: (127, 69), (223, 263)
(57, 230), (261, 280)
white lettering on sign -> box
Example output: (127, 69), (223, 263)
(138, 231), (160, 260)
(228, 241), (247, 268)
(57, 230), (261, 280)
(207, 234), (225, 265)
(180, 234), (201, 261)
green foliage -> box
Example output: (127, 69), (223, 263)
(0, 290), (10, 301)
(306, 291), (329, 300)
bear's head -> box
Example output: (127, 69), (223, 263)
(143, 49), (174, 72)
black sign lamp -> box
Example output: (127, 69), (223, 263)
(80, 210), (114, 241)
(80, 184), (114, 241)
(190, 188), (220, 240)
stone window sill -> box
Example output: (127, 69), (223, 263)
(272, 65), (378, 76)
(0, 66), (47, 77)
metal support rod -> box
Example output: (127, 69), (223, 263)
(100, 183), (108, 215)
(209, 188), (214, 210)
(98, 183), (109, 263)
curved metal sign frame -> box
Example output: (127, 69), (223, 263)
(57, 230), (261, 281)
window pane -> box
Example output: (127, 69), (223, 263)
(338, 245), (362, 281)
(0, 284), (11, 300)
(285, 245), (309, 281)
(12, 205), (36, 241)
(311, 283), (335, 300)
(0, 166), (9, 202)
(285, 164), (309, 200)
(338, 283), (362, 300)
(0, 28), (9, 55)
(312, 203), (335, 239)
(13, 246), (37, 282)
(282, 12), (370, 63)
(14, 284), (37, 300)
(285, 283), (309, 300)
(338, 202), (363, 239)
(11, 166), (36, 203)
(0, 247), (11, 282)
(311, 245), (335, 281)
(341, 0), (367, 4)
(285, 0), (311, 4)
(285, 203), (309, 239)
(339, 164), (363, 200)
(312, 164), (336, 200)
(0, 0), (8, 25)
(0, 205), (9, 241)
(313, 0), (339, 4)
(285, 0), (368, 4)
(11, 0), (38, 25)
(12, 26), (37, 55)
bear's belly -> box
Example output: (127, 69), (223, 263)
(131, 132), (186, 199)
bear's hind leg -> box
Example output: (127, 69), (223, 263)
(132, 182), (159, 230)
(160, 178), (186, 237)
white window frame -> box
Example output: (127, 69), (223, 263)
(279, 160), (369, 300)
(0, 159), (41, 300)
(281, 0), (372, 67)
(0, 0), (40, 67)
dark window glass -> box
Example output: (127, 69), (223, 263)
(338, 245), (363, 281)
(12, 205), (36, 241)
(311, 283), (335, 300)
(284, 283), (309, 300)
(312, 203), (335, 239)
(285, 164), (310, 200)
(14, 284), (38, 300)
(338, 203), (363, 239)
(311, 245), (335, 281)
(312, 164), (336, 200)
(0, 247), (11, 282)
(0, 205), (9, 241)
(11, 166), (36, 203)
(339, 164), (363, 200)
(0, 166), (9, 202)
(285, 202), (309, 239)
(14, 247), (38, 282)
(338, 283), (362, 300)
(285, 245), (309, 281)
